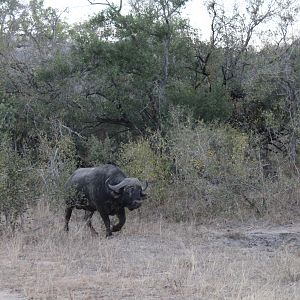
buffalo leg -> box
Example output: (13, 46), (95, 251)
(99, 212), (112, 237)
(84, 210), (98, 236)
(64, 206), (73, 231)
(112, 208), (126, 232)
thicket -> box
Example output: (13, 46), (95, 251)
(0, 110), (299, 230)
(118, 109), (299, 221)
(0, 0), (300, 230)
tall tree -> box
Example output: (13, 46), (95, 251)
(0, 0), (68, 149)
(57, 0), (191, 136)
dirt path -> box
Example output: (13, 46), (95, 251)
(0, 217), (299, 299)
(0, 290), (24, 300)
(215, 222), (300, 249)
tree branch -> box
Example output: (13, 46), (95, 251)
(87, 0), (123, 13)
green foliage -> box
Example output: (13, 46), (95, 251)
(0, 92), (17, 132)
(167, 82), (233, 122)
(117, 136), (170, 182)
(35, 54), (73, 82)
(0, 0), (299, 227)
(38, 134), (77, 208)
(86, 135), (116, 165)
(0, 138), (36, 229)
(117, 134), (172, 205)
(62, 0), (196, 133)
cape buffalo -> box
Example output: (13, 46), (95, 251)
(64, 164), (147, 237)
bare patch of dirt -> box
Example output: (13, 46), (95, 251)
(0, 290), (24, 300)
(221, 223), (300, 250)
(0, 210), (299, 299)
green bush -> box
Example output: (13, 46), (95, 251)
(167, 82), (233, 122)
(38, 134), (77, 208)
(86, 135), (116, 165)
(0, 139), (37, 230)
(0, 130), (79, 230)
(117, 134), (172, 207)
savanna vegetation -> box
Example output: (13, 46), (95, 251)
(0, 1), (300, 299)
(0, 0), (299, 229)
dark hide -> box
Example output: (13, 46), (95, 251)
(64, 164), (147, 237)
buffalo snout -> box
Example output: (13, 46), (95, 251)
(128, 199), (143, 210)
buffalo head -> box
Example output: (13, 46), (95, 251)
(106, 178), (148, 210)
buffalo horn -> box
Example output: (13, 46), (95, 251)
(141, 181), (148, 192)
(107, 178), (143, 193)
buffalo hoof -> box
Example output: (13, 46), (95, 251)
(105, 232), (113, 238)
(111, 226), (122, 232)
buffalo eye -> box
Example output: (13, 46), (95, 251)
(125, 186), (134, 195)
(140, 191), (147, 199)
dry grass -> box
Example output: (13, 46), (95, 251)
(0, 205), (299, 299)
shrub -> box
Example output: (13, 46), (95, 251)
(115, 112), (270, 221)
(167, 82), (233, 122)
(0, 139), (37, 230)
(86, 135), (116, 165)
(160, 108), (300, 221)
(117, 133), (172, 207)
(165, 115), (265, 220)
(38, 134), (77, 208)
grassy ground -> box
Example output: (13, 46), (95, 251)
(0, 205), (299, 299)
